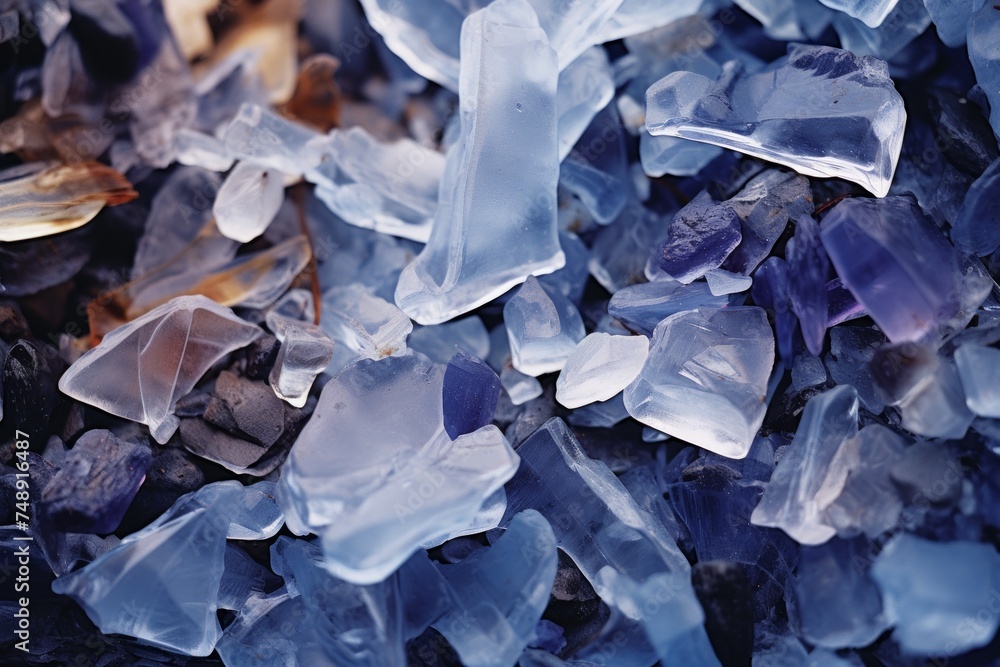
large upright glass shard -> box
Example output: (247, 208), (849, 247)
(278, 355), (519, 584)
(394, 0), (564, 325)
(59, 295), (262, 444)
(751, 386), (859, 545)
(624, 307), (774, 459)
(645, 45), (905, 197)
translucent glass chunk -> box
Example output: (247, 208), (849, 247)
(503, 276), (586, 377)
(266, 314), (335, 409)
(608, 280), (728, 336)
(816, 424), (906, 539)
(956, 344), (1000, 418)
(308, 127), (444, 243)
(704, 268), (752, 295)
(751, 386), (859, 545)
(394, 0), (564, 324)
(624, 307), (775, 459)
(872, 534), (1000, 655)
(320, 284), (412, 374)
(820, 196), (986, 344)
(220, 102), (325, 175)
(442, 350), (501, 439)
(816, 0), (898, 27)
(646, 45), (905, 197)
(556, 332), (649, 409)
(59, 295), (262, 444)
(952, 156), (1000, 257)
(51, 481), (279, 656)
(832, 0), (931, 61)
(870, 342), (973, 439)
(214, 162), (286, 243)
(133, 167), (226, 278)
(640, 132), (724, 178)
(969, 1), (1000, 138)
(655, 191), (742, 283)
(408, 316), (490, 365)
(793, 538), (890, 649)
(433, 510), (558, 667)
(278, 355), (519, 584)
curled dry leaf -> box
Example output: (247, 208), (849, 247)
(280, 53), (342, 132)
(0, 161), (138, 242)
(87, 232), (312, 341)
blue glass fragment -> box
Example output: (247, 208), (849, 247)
(442, 349), (501, 439)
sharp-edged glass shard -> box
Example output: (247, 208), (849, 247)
(608, 280), (728, 336)
(278, 355), (518, 584)
(442, 349), (501, 440)
(655, 191), (742, 283)
(646, 45), (905, 197)
(266, 313), (335, 408)
(816, 0), (898, 28)
(501, 418), (698, 666)
(786, 217), (830, 357)
(723, 169), (813, 276)
(394, 0), (564, 325)
(320, 284), (412, 374)
(50, 481), (280, 656)
(59, 295), (262, 444)
(597, 567), (722, 666)
(556, 332), (648, 409)
(308, 127), (444, 243)
(503, 276), (586, 377)
(39, 429), (152, 534)
(624, 307), (774, 459)
(432, 510), (558, 667)
(751, 385), (859, 545)
(821, 196), (990, 344)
